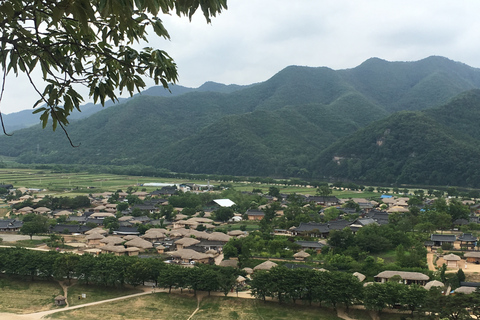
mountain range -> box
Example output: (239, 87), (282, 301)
(2, 56), (480, 187)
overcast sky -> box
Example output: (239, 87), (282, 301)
(2, 0), (480, 114)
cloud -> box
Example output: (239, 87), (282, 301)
(3, 0), (480, 114)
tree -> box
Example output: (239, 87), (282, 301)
(323, 207), (340, 221)
(316, 185), (332, 197)
(268, 186), (281, 198)
(20, 215), (48, 239)
(213, 207), (234, 222)
(0, 0), (227, 139)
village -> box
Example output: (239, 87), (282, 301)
(2, 180), (480, 319)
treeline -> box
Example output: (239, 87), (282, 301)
(0, 248), (241, 295)
(251, 266), (480, 319)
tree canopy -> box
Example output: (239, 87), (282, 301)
(0, 0), (227, 141)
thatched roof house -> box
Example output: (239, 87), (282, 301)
(228, 230), (246, 237)
(424, 280), (445, 290)
(54, 295), (66, 306)
(219, 260), (238, 268)
(141, 230), (166, 242)
(253, 260), (278, 271)
(123, 235), (139, 241)
(85, 227), (108, 235)
(375, 271), (429, 285)
(353, 272), (366, 282)
(293, 251), (310, 261)
(207, 232), (231, 242)
(243, 267), (254, 274)
(101, 245), (127, 255)
(174, 237), (201, 250)
(100, 236), (124, 246)
(464, 251), (480, 263)
(167, 249), (214, 264)
(443, 253), (462, 268)
(455, 286), (476, 294)
(124, 237), (153, 250)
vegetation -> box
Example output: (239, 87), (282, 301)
(2, 58), (480, 187)
(0, 276), (64, 313)
(0, 0), (227, 134)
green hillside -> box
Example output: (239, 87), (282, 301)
(314, 91), (480, 187)
(2, 56), (480, 186)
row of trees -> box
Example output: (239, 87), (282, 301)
(251, 266), (480, 319)
(0, 248), (240, 294)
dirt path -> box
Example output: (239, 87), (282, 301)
(56, 280), (74, 307)
(0, 291), (153, 320)
(214, 253), (224, 265)
(336, 308), (357, 320)
(187, 292), (206, 320)
(427, 253), (436, 271)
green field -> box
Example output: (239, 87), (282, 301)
(0, 276), (64, 314)
(0, 168), (385, 199)
(0, 168), (197, 194)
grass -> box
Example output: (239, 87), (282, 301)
(194, 296), (342, 320)
(66, 283), (143, 307)
(0, 276), (64, 314)
(12, 239), (47, 247)
(46, 293), (425, 320)
(47, 293), (198, 320)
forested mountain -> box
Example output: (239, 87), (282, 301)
(314, 89), (480, 187)
(2, 82), (248, 132)
(2, 56), (480, 187)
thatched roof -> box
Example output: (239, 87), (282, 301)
(83, 248), (102, 254)
(424, 280), (445, 290)
(375, 271), (429, 281)
(125, 247), (140, 252)
(86, 232), (104, 240)
(243, 267), (254, 274)
(219, 260), (238, 268)
(124, 237), (153, 249)
(186, 217), (214, 224)
(100, 236), (124, 245)
(353, 272), (366, 282)
(455, 286), (476, 294)
(174, 214), (188, 220)
(167, 249), (213, 260)
(34, 207), (51, 213)
(236, 275), (246, 282)
(175, 237), (201, 247)
(118, 215), (134, 221)
(146, 228), (168, 234)
(54, 210), (72, 216)
(464, 252), (480, 258)
(123, 235), (139, 241)
(55, 295), (66, 301)
(228, 230), (246, 236)
(253, 260), (278, 271)
(85, 227), (108, 235)
(293, 251), (311, 259)
(443, 253), (461, 261)
(141, 230), (166, 240)
(101, 245), (126, 253)
(207, 232), (231, 242)
(90, 212), (115, 218)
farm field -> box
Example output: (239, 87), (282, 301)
(0, 168), (382, 199)
(0, 168), (203, 194)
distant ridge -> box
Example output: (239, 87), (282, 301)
(2, 56), (480, 187)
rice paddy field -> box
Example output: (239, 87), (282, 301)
(0, 168), (381, 199)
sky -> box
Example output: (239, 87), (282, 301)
(2, 0), (480, 114)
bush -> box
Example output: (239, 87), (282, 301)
(441, 243), (453, 250)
